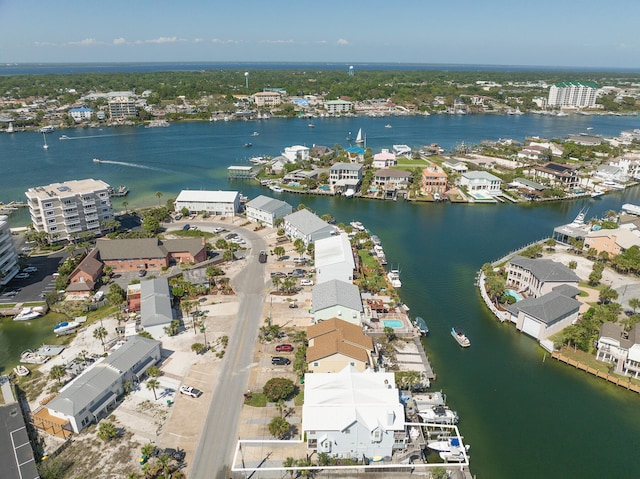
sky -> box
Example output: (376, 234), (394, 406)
(1, 0), (639, 69)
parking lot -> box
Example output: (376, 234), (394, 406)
(1, 250), (66, 304)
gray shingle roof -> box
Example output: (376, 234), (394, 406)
(510, 255), (580, 283)
(140, 278), (173, 327)
(312, 279), (363, 313)
(285, 209), (333, 236)
(330, 162), (363, 172)
(246, 195), (292, 214)
(97, 238), (166, 260)
(104, 335), (160, 373)
(162, 238), (205, 256)
(506, 291), (581, 324)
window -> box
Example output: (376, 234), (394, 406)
(313, 362), (319, 367)
(44, 202), (52, 208)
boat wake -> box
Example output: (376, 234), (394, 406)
(93, 159), (173, 173)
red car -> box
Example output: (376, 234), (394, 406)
(275, 344), (294, 352)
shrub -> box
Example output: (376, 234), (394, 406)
(263, 377), (295, 402)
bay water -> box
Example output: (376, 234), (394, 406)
(2, 114), (640, 477)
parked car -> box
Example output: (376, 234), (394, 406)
(271, 356), (291, 366)
(270, 271), (287, 278)
(179, 385), (203, 398)
(174, 213), (183, 220)
(15, 272), (30, 279)
(225, 232), (238, 240)
(276, 344), (294, 352)
(213, 227), (225, 234)
(300, 279), (314, 286)
(182, 224), (191, 231)
(138, 269), (147, 277)
(288, 301), (298, 309)
(289, 269), (307, 278)
(190, 225), (198, 230)
(22, 266), (38, 273)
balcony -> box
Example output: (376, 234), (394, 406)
(82, 200), (96, 207)
(84, 207), (97, 215)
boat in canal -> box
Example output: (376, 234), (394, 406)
(20, 350), (50, 364)
(451, 326), (470, 347)
(427, 437), (470, 462)
(387, 268), (402, 288)
(415, 316), (429, 335)
(418, 404), (459, 424)
(54, 320), (80, 335)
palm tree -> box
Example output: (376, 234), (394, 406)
(146, 378), (160, 400)
(49, 364), (66, 385)
(156, 454), (171, 477)
(629, 297), (640, 314)
(93, 326), (108, 348)
(155, 191), (163, 205)
(147, 366), (161, 379)
(122, 200), (129, 213)
(272, 276), (282, 292)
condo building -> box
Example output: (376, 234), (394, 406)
(548, 81), (597, 108)
(26, 179), (113, 241)
(0, 215), (19, 285)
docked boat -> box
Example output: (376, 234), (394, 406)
(13, 365), (30, 377)
(427, 437), (470, 462)
(108, 185), (129, 197)
(591, 190), (604, 198)
(350, 221), (365, 231)
(344, 188), (355, 198)
(387, 269), (402, 288)
(13, 307), (42, 321)
(54, 320), (80, 335)
(451, 327), (470, 347)
(419, 404), (459, 424)
(145, 119), (170, 128)
(40, 125), (55, 133)
(415, 316), (429, 335)
(269, 185), (283, 193)
(20, 350), (50, 364)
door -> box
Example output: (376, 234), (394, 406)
(522, 316), (542, 338)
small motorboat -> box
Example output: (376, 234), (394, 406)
(244, 142), (252, 147)
(13, 307), (41, 321)
(415, 316), (429, 335)
(451, 326), (470, 347)
(419, 405), (459, 424)
(252, 131), (260, 136)
(385, 124), (392, 128)
(54, 321), (80, 335)
(13, 365), (30, 377)
(59, 135), (70, 140)
(427, 437), (470, 462)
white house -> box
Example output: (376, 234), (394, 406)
(596, 323), (640, 378)
(442, 158), (468, 173)
(140, 278), (174, 339)
(302, 366), (406, 460)
(283, 145), (310, 163)
(245, 195), (293, 228)
(459, 171), (502, 196)
(174, 190), (240, 216)
(372, 149), (397, 169)
(46, 336), (161, 433)
(329, 163), (363, 194)
(314, 234), (355, 284)
(392, 145), (412, 157)
(312, 279), (363, 325)
(68, 107), (94, 122)
(284, 209), (335, 246)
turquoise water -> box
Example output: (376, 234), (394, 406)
(383, 320), (403, 329)
(2, 115), (640, 478)
(505, 289), (522, 301)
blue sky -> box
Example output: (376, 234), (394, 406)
(1, 0), (639, 68)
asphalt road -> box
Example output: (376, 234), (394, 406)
(189, 226), (268, 479)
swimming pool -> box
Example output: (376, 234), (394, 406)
(319, 185), (330, 191)
(505, 290), (522, 302)
(383, 320), (403, 329)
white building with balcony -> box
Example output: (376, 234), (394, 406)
(0, 215), (19, 285)
(25, 179), (113, 241)
(174, 190), (240, 216)
(548, 81), (597, 108)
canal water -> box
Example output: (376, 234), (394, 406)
(2, 114), (640, 477)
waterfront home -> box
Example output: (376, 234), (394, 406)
(506, 255), (580, 298)
(306, 317), (374, 373)
(302, 366), (406, 459)
(531, 162), (580, 190)
(442, 158), (468, 173)
(324, 99), (353, 114)
(583, 228), (640, 257)
(329, 163), (363, 195)
(420, 164), (448, 196)
(282, 145), (310, 163)
(552, 210), (591, 245)
(517, 145), (551, 161)
(174, 190), (240, 217)
(283, 209), (335, 246)
(314, 233), (356, 284)
(68, 106), (93, 122)
(97, 237), (207, 273)
(611, 155), (640, 179)
(392, 144), (412, 158)
(46, 336), (161, 433)
(140, 278), (174, 339)
(67, 248), (103, 299)
(310, 145), (334, 158)
(505, 286), (581, 340)
(508, 178), (548, 199)
(373, 169), (412, 198)
(312, 279), (363, 325)
(596, 322), (640, 377)
(345, 146), (366, 163)
(245, 195), (293, 228)
(372, 149), (397, 169)
(593, 164), (627, 185)
(459, 171), (502, 196)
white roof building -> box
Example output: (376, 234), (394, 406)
(245, 195), (293, 228)
(302, 366), (405, 459)
(174, 190), (240, 216)
(283, 209), (335, 246)
(314, 233), (355, 284)
(459, 171), (502, 195)
(140, 278), (174, 339)
(312, 279), (363, 325)
(283, 145), (310, 163)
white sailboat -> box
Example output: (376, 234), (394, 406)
(42, 132), (49, 149)
(355, 128), (365, 145)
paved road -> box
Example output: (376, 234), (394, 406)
(190, 226), (268, 479)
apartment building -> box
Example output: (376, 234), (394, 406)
(108, 96), (137, 119)
(548, 81), (597, 108)
(26, 179), (113, 241)
(253, 91), (282, 107)
(0, 215), (19, 285)
(324, 99), (353, 114)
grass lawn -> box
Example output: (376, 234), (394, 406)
(358, 250), (379, 269)
(168, 230), (214, 239)
(0, 303), (15, 309)
(245, 392), (268, 407)
(396, 159), (428, 168)
(294, 390), (304, 407)
(558, 346), (640, 387)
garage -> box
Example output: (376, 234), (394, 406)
(521, 316), (542, 339)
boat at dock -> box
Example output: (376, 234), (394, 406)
(40, 125), (54, 133)
(427, 437), (470, 462)
(415, 316), (429, 335)
(145, 119), (170, 128)
(13, 365), (30, 377)
(269, 184), (283, 193)
(451, 326), (470, 347)
(108, 185), (129, 197)
(418, 404), (459, 424)
(13, 307), (42, 321)
(387, 269), (402, 288)
(54, 320), (80, 335)
(20, 350), (50, 364)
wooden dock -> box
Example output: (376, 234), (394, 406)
(551, 351), (640, 394)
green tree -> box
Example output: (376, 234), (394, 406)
(147, 366), (161, 378)
(599, 286), (619, 304)
(93, 326), (108, 347)
(568, 260), (578, 270)
(629, 297), (640, 313)
(272, 276), (282, 292)
(293, 238), (305, 256)
(141, 442), (156, 459)
(49, 364), (66, 385)
(268, 416), (290, 439)
(223, 249), (234, 261)
(263, 377), (295, 402)
(97, 421), (118, 441)
(191, 342), (205, 354)
(273, 245), (286, 259)
(106, 283), (126, 305)
(282, 457), (297, 479)
(155, 191), (163, 205)
(146, 378), (160, 400)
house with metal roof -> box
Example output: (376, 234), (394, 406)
(329, 163), (363, 194)
(505, 287), (581, 340)
(459, 171), (502, 196)
(314, 233), (355, 284)
(312, 279), (363, 325)
(302, 366), (406, 459)
(245, 195), (293, 228)
(506, 255), (580, 298)
(140, 278), (174, 339)
(532, 162), (580, 189)
(174, 190), (240, 216)
(46, 336), (161, 433)
(283, 209), (335, 246)
(306, 318), (374, 373)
